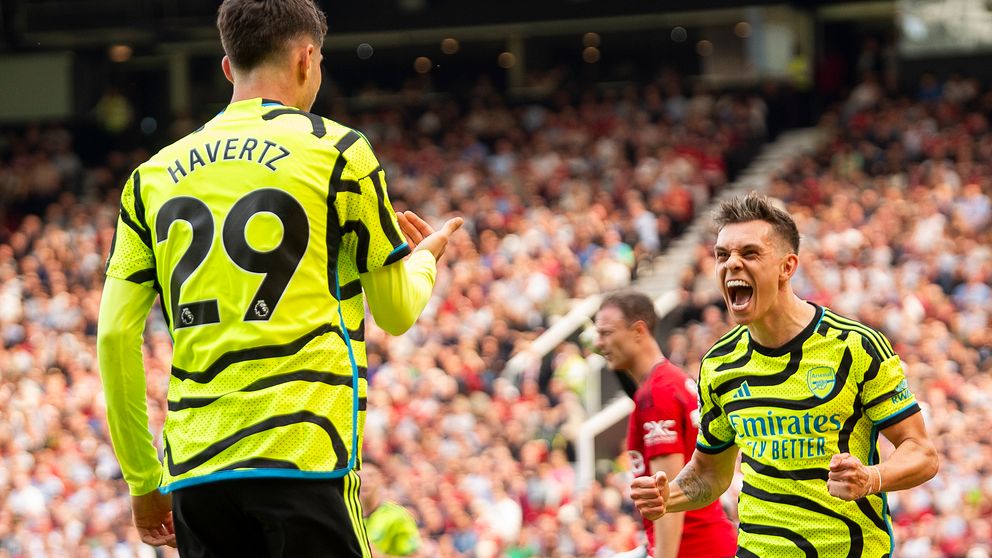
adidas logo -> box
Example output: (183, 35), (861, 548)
(733, 381), (752, 399)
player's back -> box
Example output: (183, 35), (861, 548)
(108, 98), (398, 491)
(144, 100), (339, 362)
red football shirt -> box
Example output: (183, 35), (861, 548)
(626, 360), (737, 558)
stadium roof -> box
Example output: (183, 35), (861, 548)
(2, 0), (892, 51)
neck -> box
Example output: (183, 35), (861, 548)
(630, 344), (666, 384)
(747, 295), (816, 348)
(230, 70), (302, 110)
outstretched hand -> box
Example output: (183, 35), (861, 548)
(630, 470), (670, 521)
(131, 490), (176, 547)
(396, 210), (463, 262)
(827, 452), (877, 501)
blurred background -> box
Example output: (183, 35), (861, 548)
(1, 0), (990, 557)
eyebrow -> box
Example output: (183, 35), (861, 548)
(714, 243), (764, 252)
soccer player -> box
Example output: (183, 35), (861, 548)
(96, 1), (461, 556)
(360, 463), (422, 558)
(596, 290), (736, 558)
(630, 193), (938, 557)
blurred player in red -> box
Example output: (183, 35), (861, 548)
(596, 290), (736, 558)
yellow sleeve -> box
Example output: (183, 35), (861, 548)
(97, 276), (162, 495)
(695, 361), (736, 454)
(360, 250), (436, 336)
(337, 135), (411, 274)
(860, 333), (921, 429)
(106, 170), (157, 285)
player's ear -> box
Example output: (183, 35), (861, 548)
(298, 43), (316, 84)
(633, 319), (649, 338)
(221, 56), (234, 84)
(780, 252), (800, 281)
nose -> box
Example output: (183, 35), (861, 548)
(726, 251), (747, 271)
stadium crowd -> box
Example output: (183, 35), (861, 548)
(1, 64), (989, 558)
(0, 75), (765, 557)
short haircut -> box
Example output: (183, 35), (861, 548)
(599, 290), (657, 332)
(217, 0), (328, 71)
(712, 192), (800, 254)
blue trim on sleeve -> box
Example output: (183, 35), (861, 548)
(873, 403), (921, 431)
(696, 439), (736, 454)
(388, 242), (409, 258)
(868, 425), (879, 466)
(160, 467), (348, 494)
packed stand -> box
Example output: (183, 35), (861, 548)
(0, 74), (769, 557)
(634, 75), (991, 557)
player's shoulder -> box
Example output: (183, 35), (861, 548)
(299, 115), (379, 177)
(163, 102), (369, 154)
(254, 106), (368, 152)
(646, 362), (696, 401)
(701, 325), (748, 364)
(258, 106), (372, 153)
(649, 360), (689, 386)
(817, 306), (896, 361)
(324, 119), (373, 153)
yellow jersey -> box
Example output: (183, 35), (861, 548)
(105, 98), (410, 492)
(697, 305), (920, 558)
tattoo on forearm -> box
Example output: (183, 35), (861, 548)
(676, 463), (713, 504)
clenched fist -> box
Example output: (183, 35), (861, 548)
(827, 452), (880, 501)
(630, 470), (670, 521)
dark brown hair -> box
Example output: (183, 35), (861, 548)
(217, 0), (328, 71)
(712, 192), (800, 253)
(599, 290), (657, 332)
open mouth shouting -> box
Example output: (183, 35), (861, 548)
(726, 279), (754, 312)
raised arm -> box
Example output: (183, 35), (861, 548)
(631, 444), (739, 520)
(877, 412), (939, 490)
(827, 412), (937, 500)
(649, 454), (686, 558)
(828, 337), (939, 500)
(361, 212), (462, 335)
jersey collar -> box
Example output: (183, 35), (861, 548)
(748, 302), (823, 357)
(218, 98), (287, 115)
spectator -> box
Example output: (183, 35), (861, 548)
(0, 72), (799, 557)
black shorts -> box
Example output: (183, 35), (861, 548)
(172, 470), (370, 558)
